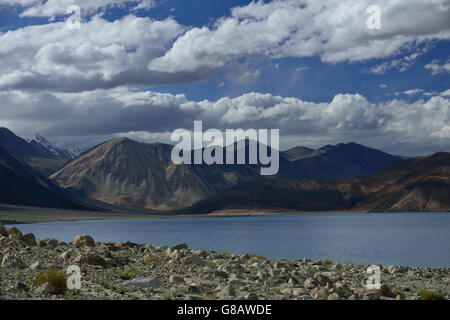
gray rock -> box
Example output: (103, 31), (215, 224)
(122, 278), (161, 289)
(14, 281), (28, 291)
(0, 224), (8, 237)
(22, 233), (37, 246)
(245, 292), (258, 300)
(170, 243), (188, 251)
(29, 261), (42, 270)
(1, 254), (26, 268)
(181, 255), (207, 266)
(60, 250), (73, 260)
(188, 283), (204, 294)
(327, 293), (341, 300)
(220, 284), (236, 297)
(169, 275), (185, 284)
(35, 282), (55, 295)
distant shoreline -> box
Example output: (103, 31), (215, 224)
(1, 203), (448, 225)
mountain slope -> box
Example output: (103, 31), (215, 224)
(0, 128), (66, 176)
(187, 152), (450, 214)
(355, 152), (450, 212)
(0, 145), (84, 209)
(50, 138), (260, 211)
(29, 133), (76, 160)
(280, 142), (402, 181)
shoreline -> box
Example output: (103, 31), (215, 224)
(0, 225), (448, 300)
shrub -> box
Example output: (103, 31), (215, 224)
(323, 259), (332, 266)
(119, 268), (135, 280)
(33, 269), (68, 294)
(420, 290), (445, 300)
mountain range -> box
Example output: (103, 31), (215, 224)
(0, 127), (448, 213)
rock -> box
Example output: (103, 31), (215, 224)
(293, 288), (308, 296)
(71, 253), (107, 267)
(303, 278), (317, 289)
(395, 294), (405, 300)
(169, 275), (185, 284)
(34, 282), (55, 295)
(214, 270), (229, 278)
(188, 283), (204, 294)
(29, 261), (42, 270)
(60, 250), (73, 260)
(1, 254), (26, 268)
(220, 284), (236, 297)
(122, 278), (161, 289)
(314, 272), (332, 284)
(184, 295), (202, 300)
(327, 293), (341, 300)
(245, 292), (258, 300)
(13, 281), (27, 291)
(7, 227), (22, 238)
(72, 235), (95, 247)
(0, 224), (7, 237)
(313, 288), (329, 300)
(38, 238), (59, 248)
(170, 243), (188, 251)
(181, 255), (207, 266)
(22, 233), (37, 246)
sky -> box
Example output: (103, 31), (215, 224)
(0, 0), (449, 156)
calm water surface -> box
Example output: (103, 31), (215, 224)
(12, 212), (450, 268)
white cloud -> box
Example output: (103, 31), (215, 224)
(149, 0), (450, 77)
(425, 58), (450, 75)
(1, 0), (156, 18)
(1, 89), (449, 155)
(0, 14), (185, 92)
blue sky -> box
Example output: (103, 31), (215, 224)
(0, 0), (449, 155)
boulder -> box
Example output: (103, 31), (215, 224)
(7, 227), (22, 238)
(0, 224), (7, 237)
(169, 275), (186, 284)
(22, 233), (37, 246)
(38, 238), (59, 248)
(29, 261), (42, 270)
(34, 282), (55, 295)
(72, 235), (95, 247)
(219, 284), (236, 297)
(71, 253), (107, 267)
(122, 278), (161, 289)
(170, 243), (188, 251)
(1, 254), (26, 268)
(181, 255), (207, 266)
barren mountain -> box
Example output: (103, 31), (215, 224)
(50, 138), (260, 211)
(0, 128), (66, 176)
(187, 152), (450, 214)
(0, 145), (83, 209)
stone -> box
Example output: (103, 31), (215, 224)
(188, 283), (204, 294)
(35, 282), (55, 295)
(12, 281), (27, 292)
(29, 261), (41, 270)
(22, 233), (37, 246)
(38, 238), (59, 248)
(170, 243), (188, 251)
(72, 235), (95, 247)
(0, 224), (7, 237)
(293, 288), (308, 296)
(169, 275), (185, 284)
(7, 227), (22, 238)
(181, 255), (207, 266)
(327, 293), (341, 300)
(60, 250), (73, 260)
(220, 284), (236, 297)
(1, 254), (26, 268)
(122, 278), (161, 289)
(245, 292), (258, 300)
(71, 253), (107, 267)
(303, 278), (317, 289)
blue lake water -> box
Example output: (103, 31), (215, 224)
(12, 212), (450, 268)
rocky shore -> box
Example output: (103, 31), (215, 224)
(0, 225), (448, 300)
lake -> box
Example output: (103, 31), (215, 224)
(12, 212), (450, 268)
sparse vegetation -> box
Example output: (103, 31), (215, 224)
(420, 290), (445, 300)
(32, 269), (68, 294)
